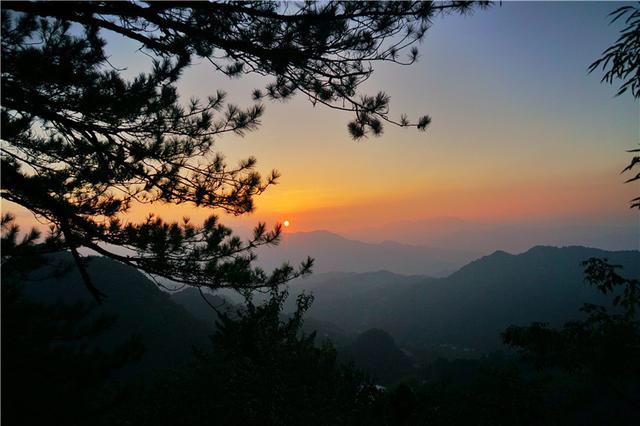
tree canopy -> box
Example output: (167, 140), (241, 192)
(588, 3), (640, 209)
(589, 4), (640, 99)
(503, 258), (640, 414)
(1, 1), (488, 301)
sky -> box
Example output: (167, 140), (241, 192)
(5, 1), (639, 246)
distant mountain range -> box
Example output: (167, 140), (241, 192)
(16, 244), (640, 377)
(343, 217), (638, 253)
(285, 245), (640, 353)
(22, 255), (213, 376)
(255, 230), (478, 277)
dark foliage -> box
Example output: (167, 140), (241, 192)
(1, 1), (488, 301)
(588, 4), (640, 208)
(589, 5), (640, 98)
(289, 247), (640, 353)
(4, 235), (639, 425)
(621, 145), (640, 208)
(356, 256), (640, 425)
(503, 258), (640, 424)
(21, 252), (215, 376)
(503, 258), (639, 376)
(1, 284), (144, 426)
(341, 328), (413, 385)
(98, 289), (378, 426)
(2, 222), (376, 425)
(355, 354), (545, 426)
(1, 217), (144, 426)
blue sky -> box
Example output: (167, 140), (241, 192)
(8, 2), (639, 243)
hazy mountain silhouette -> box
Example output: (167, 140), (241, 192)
(340, 328), (413, 385)
(19, 256), (354, 376)
(256, 230), (478, 276)
(345, 217), (638, 253)
(21, 255), (213, 376)
(287, 246), (640, 353)
(170, 286), (352, 347)
(18, 245), (640, 370)
(170, 287), (231, 325)
(285, 271), (429, 333)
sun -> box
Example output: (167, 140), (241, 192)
(283, 220), (290, 228)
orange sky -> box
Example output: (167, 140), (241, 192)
(3, 2), (639, 243)
(6, 165), (632, 238)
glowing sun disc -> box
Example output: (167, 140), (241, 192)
(283, 220), (290, 227)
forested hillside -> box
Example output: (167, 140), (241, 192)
(287, 246), (640, 352)
(22, 254), (213, 376)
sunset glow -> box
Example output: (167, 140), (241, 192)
(2, 2), (637, 248)
(3, 2), (639, 422)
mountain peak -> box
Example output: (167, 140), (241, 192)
(285, 229), (345, 239)
(259, 230), (476, 276)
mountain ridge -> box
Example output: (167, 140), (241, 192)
(285, 245), (640, 353)
(256, 229), (479, 276)
(344, 219), (638, 253)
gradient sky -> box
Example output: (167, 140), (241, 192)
(5, 1), (639, 241)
